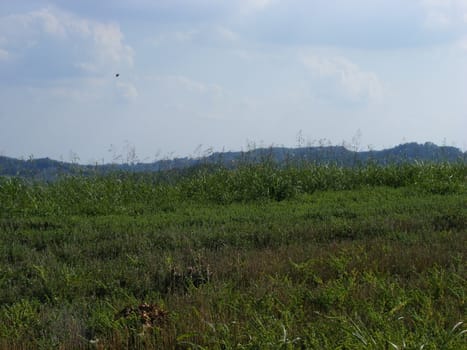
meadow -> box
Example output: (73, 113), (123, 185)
(0, 161), (466, 349)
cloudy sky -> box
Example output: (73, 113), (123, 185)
(1, 0), (466, 163)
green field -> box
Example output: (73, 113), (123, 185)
(0, 162), (466, 349)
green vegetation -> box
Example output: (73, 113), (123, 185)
(0, 162), (466, 349)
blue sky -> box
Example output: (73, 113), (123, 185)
(1, 0), (466, 163)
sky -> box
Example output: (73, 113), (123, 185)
(1, 0), (466, 164)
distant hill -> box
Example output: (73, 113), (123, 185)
(1, 142), (465, 180)
(0, 156), (69, 178)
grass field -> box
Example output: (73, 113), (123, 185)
(0, 162), (466, 349)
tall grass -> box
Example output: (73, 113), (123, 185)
(1, 162), (465, 216)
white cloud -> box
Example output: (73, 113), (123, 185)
(35, 8), (68, 37)
(301, 54), (383, 103)
(0, 7), (134, 80)
(91, 22), (133, 67)
(3, 8), (73, 40)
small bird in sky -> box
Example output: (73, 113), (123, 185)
(115, 73), (120, 77)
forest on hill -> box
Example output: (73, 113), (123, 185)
(0, 142), (465, 180)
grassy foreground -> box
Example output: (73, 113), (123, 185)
(0, 162), (466, 349)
